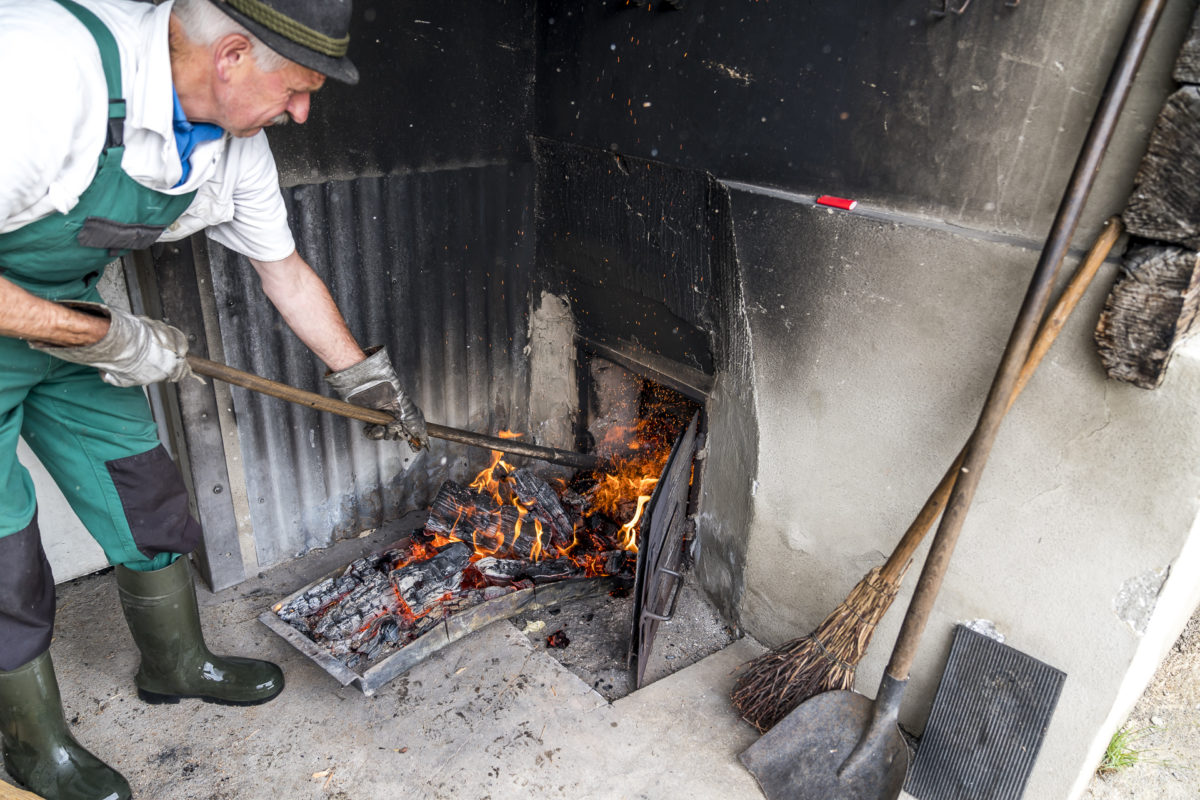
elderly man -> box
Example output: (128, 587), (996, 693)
(0, 1), (424, 798)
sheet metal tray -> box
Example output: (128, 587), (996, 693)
(260, 547), (615, 696)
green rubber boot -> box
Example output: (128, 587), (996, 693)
(0, 652), (131, 800)
(116, 558), (283, 706)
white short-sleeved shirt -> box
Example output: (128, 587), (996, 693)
(0, 0), (296, 262)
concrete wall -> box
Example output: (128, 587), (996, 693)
(536, 0), (1200, 796)
(730, 193), (1200, 798)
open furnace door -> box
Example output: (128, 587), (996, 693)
(629, 411), (700, 688)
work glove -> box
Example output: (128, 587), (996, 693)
(325, 346), (428, 450)
(29, 301), (194, 387)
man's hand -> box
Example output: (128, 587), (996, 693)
(29, 301), (194, 387)
(325, 346), (427, 450)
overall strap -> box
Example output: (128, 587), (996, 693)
(53, 0), (126, 148)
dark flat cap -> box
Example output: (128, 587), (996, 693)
(213, 0), (358, 84)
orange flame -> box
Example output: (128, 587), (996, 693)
(619, 494), (652, 551)
(469, 429), (523, 502)
(415, 401), (686, 580)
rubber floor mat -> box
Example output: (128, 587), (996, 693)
(905, 624), (1066, 800)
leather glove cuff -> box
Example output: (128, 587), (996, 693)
(325, 346), (428, 449)
(30, 301), (193, 387)
(325, 345), (398, 398)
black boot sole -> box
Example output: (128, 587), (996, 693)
(137, 686), (284, 707)
(9, 776), (128, 800)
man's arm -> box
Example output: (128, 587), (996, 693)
(0, 275), (109, 345)
(248, 249), (365, 371)
(251, 249), (428, 449)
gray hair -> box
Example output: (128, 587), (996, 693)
(170, 0), (289, 72)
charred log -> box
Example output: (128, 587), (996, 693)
(560, 488), (587, 519)
(309, 569), (393, 646)
(583, 514), (622, 552)
(474, 556), (584, 584)
(1095, 244), (1200, 389)
(605, 549), (637, 578)
(392, 542), (473, 615)
(511, 468), (576, 547)
(425, 481), (514, 552)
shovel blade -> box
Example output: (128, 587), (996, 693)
(740, 690), (909, 800)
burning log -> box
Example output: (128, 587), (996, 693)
(309, 569), (393, 648)
(268, 426), (675, 676)
(511, 468), (576, 547)
(504, 518), (550, 561)
(392, 542), (473, 615)
(605, 550), (637, 578)
(425, 481), (514, 552)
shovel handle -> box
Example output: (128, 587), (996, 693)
(885, 0), (1164, 685)
(878, 217), (1123, 585)
(184, 355), (603, 471)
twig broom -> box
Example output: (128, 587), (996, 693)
(730, 216), (1124, 733)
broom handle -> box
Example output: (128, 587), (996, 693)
(878, 0), (1165, 689)
(878, 216), (1122, 585)
(184, 355), (604, 471)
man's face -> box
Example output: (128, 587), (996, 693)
(213, 39), (326, 137)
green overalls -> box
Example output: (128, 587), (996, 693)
(0, 0), (203, 670)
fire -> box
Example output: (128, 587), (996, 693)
(584, 446), (668, 555)
(278, 388), (700, 668)
(619, 495), (652, 551)
(418, 413), (675, 575)
(469, 429), (524, 500)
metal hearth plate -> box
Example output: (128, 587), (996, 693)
(261, 555), (615, 696)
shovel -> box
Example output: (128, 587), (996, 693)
(740, 1), (1164, 796)
(184, 355), (603, 471)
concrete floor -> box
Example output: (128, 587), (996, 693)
(2, 526), (768, 800)
(14, 514), (1189, 799)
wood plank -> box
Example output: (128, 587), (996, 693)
(1174, 6), (1200, 84)
(1094, 244), (1200, 389)
(1124, 88), (1200, 248)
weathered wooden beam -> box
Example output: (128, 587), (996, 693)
(1094, 244), (1200, 389)
(1174, 5), (1200, 84)
(1124, 87), (1200, 248)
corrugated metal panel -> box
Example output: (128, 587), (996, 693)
(205, 165), (535, 568)
(906, 625), (1067, 800)
(533, 137), (717, 373)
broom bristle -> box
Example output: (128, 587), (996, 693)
(730, 566), (900, 733)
